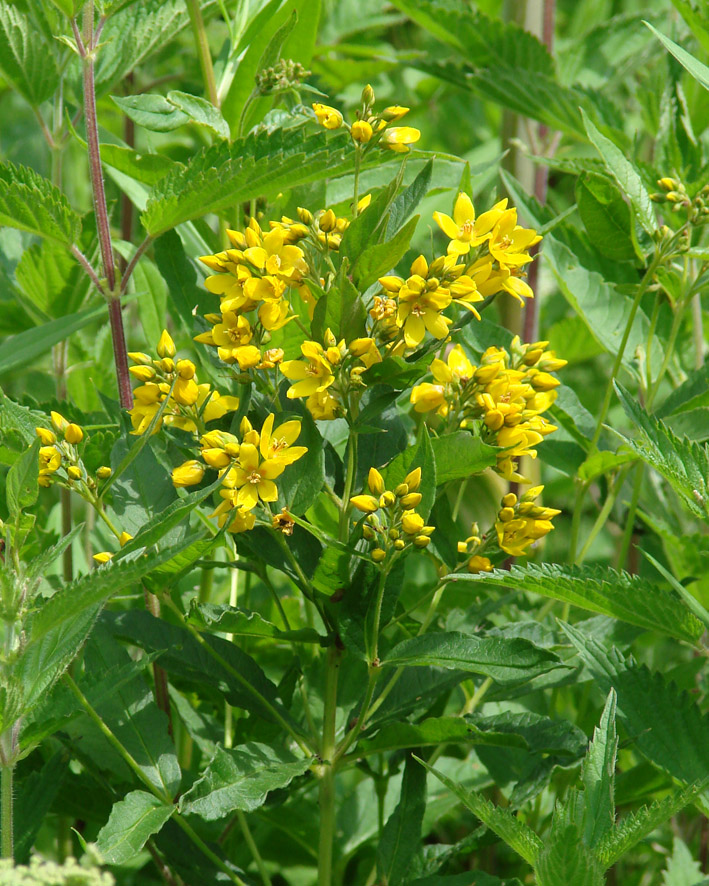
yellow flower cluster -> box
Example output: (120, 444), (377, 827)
(312, 84), (420, 153)
(411, 338), (565, 482)
(495, 487), (559, 557)
(280, 329), (382, 421)
(350, 467), (434, 563)
(36, 411), (111, 493)
(128, 330), (239, 435)
(171, 413), (307, 534)
(456, 521), (493, 574)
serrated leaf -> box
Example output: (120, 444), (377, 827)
(581, 110), (656, 236)
(417, 757), (542, 866)
(535, 822), (605, 886)
(100, 144), (176, 186)
(377, 754), (426, 886)
(0, 2), (59, 106)
(661, 837), (705, 886)
(0, 161), (81, 246)
(187, 603), (321, 644)
(446, 562), (703, 643)
(577, 449), (638, 482)
(178, 743), (311, 819)
(15, 239), (91, 319)
(614, 382), (709, 521)
(385, 158), (433, 238)
(141, 128), (391, 237)
(582, 690), (617, 849)
(166, 90), (230, 139)
(657, 362), (709, 418)
(97, 791), (174, 864)
(13, 753), (68, 864)
(382, 632), (560, 686)
(6, 437), (39, 517)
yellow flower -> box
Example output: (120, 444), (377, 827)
(495, 486), (559, 557)
(229, 443), (285, 510)
(381, 126), (420, 152)
(488, 209), (541, 270)
(172, 460), (205, 487)
(351, 120), (373, 143)
(241, 228), (308, 283)
(39, 445), (61, 477)
(281, 341), (336, 399)
(381, 255), (453, 348)
(434, 194), (508, 256)
(119, 531), (133, 547)
(93, 552), (113, 564)
(410, 383), (446, 414)
(50, 411), (68, 434)
(259, 413), (307, 465)
(306, 389), (340, 421)
(312, 102), (343, 129)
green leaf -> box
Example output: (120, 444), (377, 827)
(276, 410), (325, 516)
(353, 215), (419, 291)
(614, 382), (709, 521)
(661, 837), (704, 886)
(446, 562), (703, 644)
(430, 431), (498, 483)
(385, 158), (434, 238)
(166, 91), (230, 140)
(645, 22), (709, 92)
(153, 229), (209, 330)
(417, 757), (542, 866)
(311, 274), (366, 344)
(581, 110), (656, 236)
(577, 449), (638, 483)
(656, 362), (709, 418)
(111, 94), (190, 132)
(355, 716), (528, 758)
(0, 389), (48, 446)
(575, 173), (636, 262)
(14, 753), (68, 864)
(133, 259), (168, 348)
(381, 632), (561, 686)
(97, 791), (174, 864)
(582, 690), (617, 849)
(0, 2), (59, 106)
(100, 144), (176, 186)
(0, 162), (81, 246)
(382, 427), (436, 519)
(178, 743), (311, 819)
(377, 754), (427, 886)
(187, 603), (321, 644)
(141, 128), (383, 237)
(15, 240), (91, 319)
(0, 302), (107, 378)
(6, 438), (39, 517)
(535, 821), (604, 886)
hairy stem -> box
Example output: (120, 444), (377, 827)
(1, 765), (12, 860)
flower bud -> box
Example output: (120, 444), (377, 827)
(380, 491), (396, 508)
(119, 531), (133, 547)
(93, 552), (113, 564)
(499, 507), (515, 523)
(160, 357), (175, 373)
(351, 120), (373, 143)
(414, 535), (430, 548)
(130, 365), (156, 382)
(128, 351), (152, 365)
(97, 466), (112, 479)
(400, 492), (422, 508)
(176, 359), (196, 379)
(468, 555), (493, 574)
(64, 423), (83, 444)
(393, 539), (405, 551)
(157, 329), (176, 358)
(368, 468), (385, 495)
(297, 207), (314, 225)
(371, 548), (386, 562)
(502, 493), (517, 508)
(404, 467), (421, 491)
(658, 177), (678, 191)
(361, 84), (375, 106)
(172, 460), (205, 487)
(319, 209), (337, 232)
(394, 483), (409, 497)
(388, 528), (400, 540)
(50, 411), (68, 433)
(351, 494), (379, 513)
(381, 105), (409, 122)
(35, 427), (56, 445)
(401, 510), (424, 535)
(67, 466), (82, 481)
(363, 525), (375, 540)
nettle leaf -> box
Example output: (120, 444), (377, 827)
(418, 757), (542, 866)
(6, 437), (40, 517)
(430, 431), (498, 483)
(166, 91), (230, 139)
(14, 753), (68, 864)
(382, 632), (561, 686)
(187, 603), (321, 644)
(614, 382), (709, 521)
(356, 716), (528, 758)
(581, 690), (618, 849)
(0, 162), (81, 246)
(97, 791), (174, 865)
(377, 754), (427, 886)
(657, 362), (709, 419)
(446, 563), (703, 644)
(178, 743), (311, 819)
(645, 22), (709, 92)
(100, 144), (176, 186)
(0, 2), (59, 106)
(111, 94), (190, 132)
(660, 837), (704, 886)
(141, 128), (385, 236)
(581, 110), (656, 236)
(575, 173), (636, 262)
(0, 389), (49, 446)
(535, 822), (605, 886)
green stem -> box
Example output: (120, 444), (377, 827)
(352, 146), (362, 216)
(333, 670), (379, 764)
(318, 645), (341, 886)
(576, 465), (632, 565)
(236, 811), (271, 886)
(646, 290), (691, 410)
(615, 463), (644, 571)
(369, 566), (389, 664)
(161, 595), (313, 756)
(691, 291), (705, 371)
(1, 766), (12, 860)
(185, 0), (219, 107)
(338, 430), (359, 542)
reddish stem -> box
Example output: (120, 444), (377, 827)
(108, 299), (134, 408)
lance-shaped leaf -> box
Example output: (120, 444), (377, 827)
(6, 438), (40, 518)
(381, 632), (561, 686)
(179, 743), (311, 819)
(377, 754), (427, 886)
(417, 757), (542, 866)
(97, 791), (174, 864)
(431, 431), (499, 483)
(445, 563), (703, 644)
(645, 22), (709, 92)
(0, 162), (81, 246)
(614, 382), (709, 521)
(581, 689), (618, 849)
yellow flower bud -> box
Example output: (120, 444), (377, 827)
(64, 423), (83, 444)
(380, 491), (396, 508)
(351, 120), (373, 143)
(382, 105), (409, 122)
(658, 177), (678, 191)
(97, 466), (112, 479)
(400, 492), (422, 508)
(202, 448), (231, 469)
(128, 351), (152, 365)
(160, 357), (175, 373)
(319, 209), (337, 232)
(130, 365), (156, 382)
(499, 507), (516, 523)
(297, 207), (314, 225)
(393, 538), (405, 551)
(173, 377), (199, 406)
(312, 102), (343, 129)
(119, 531), (133, 547)
(361, 84), (375, 106)
(414, 535), (430, 548)
(176, 359), (196, 379)
(363, 525), (375, 540)
(401, 510), (424, 535)
(35, 427), (55, 445)
(372, 548), (387, 562)
(367, 468), (385, 496)
(468, 555), (493, 574)
(157, 329), (176, 358)
(388, 528), (400, 540)
(351, 494), (379, 513)
(502, 493), (517, 508)
(50, 411), (68, 433)
(67, 466), (82, 481)
(172, 460), (205, 487)
(93, 552), (113, 564)
(404, 467), (421, 492)
(457, 541), (469, 554)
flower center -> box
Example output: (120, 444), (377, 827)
(247, 470), (262, 485)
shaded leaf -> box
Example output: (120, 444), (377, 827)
(97, 791), (174, 864)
